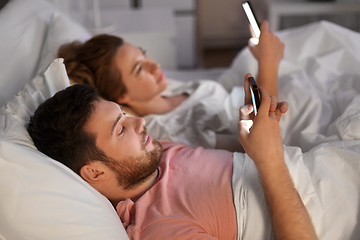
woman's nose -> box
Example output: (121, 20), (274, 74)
(146, 59), (160, 73)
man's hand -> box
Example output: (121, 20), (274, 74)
(237, 74), (318, 240)
(243, 73), (288, 122)
(238, 76), (284, 166)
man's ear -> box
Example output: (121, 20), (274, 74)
(80, 161), (108, 183)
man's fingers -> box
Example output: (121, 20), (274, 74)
(270, 95), (277, 112)
(256, 86), (271, 117)
(238, 119), (253, 143)
(244, 73), (253, 105)
(269, 108), (277, 119)
(278, 101), (289, 113)
(239, 104), (253, 121)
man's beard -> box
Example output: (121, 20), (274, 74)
(106, 139), (163, 190)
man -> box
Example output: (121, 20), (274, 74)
(27, 74), (317, 239)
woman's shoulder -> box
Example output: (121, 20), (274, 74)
(166, 78), (224, 95)
(163, 79), (196, 96)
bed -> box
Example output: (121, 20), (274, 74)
(0, 0), (359, 239)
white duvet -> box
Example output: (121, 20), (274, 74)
(220, 20), (360, 151)
(227, 21), (360, 239)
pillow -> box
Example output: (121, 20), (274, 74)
(0, 59), (129, 240)
(36, 11), (92, 74)
(0, 0), (57, 107)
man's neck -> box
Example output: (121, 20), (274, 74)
(131, 168), (159, 202)
(110, 168), (159, 206)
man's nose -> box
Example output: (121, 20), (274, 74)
(133, 117), (146, 134)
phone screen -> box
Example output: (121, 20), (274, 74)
(248, 77), (261, 116)
(242, 1), (261, 39)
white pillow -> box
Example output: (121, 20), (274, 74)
(0, 0), (56, 107)
(36, 11), (92, 74)
(0, 59), (129, 240)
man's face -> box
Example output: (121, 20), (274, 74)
(84, 99), (162, 189)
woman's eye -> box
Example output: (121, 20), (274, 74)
(140, 47), (147, 56)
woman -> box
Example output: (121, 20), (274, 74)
(58, 21), (285, 151)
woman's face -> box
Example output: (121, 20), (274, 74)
(114, 42), (168, 104)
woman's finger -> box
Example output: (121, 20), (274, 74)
(260, 20), (269, 32)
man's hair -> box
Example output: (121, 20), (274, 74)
(27, 84), (109, 174)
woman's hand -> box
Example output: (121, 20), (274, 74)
(248, 21), (284, 67)
(248, 21), (284, 99)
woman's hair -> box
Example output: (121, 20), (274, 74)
(58, 34), (125, 102)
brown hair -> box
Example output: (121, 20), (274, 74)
(57, 34), (126, 102)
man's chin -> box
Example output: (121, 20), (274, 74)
(150, 139), (162, 158)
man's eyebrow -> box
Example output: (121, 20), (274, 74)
(130, 60), (141, 74)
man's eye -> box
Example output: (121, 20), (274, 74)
(136, 66), (142, 74)
(117, 126), (124, 136)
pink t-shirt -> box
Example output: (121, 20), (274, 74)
(117, 141), (237, 240)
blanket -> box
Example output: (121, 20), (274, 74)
(227, 21), (360, 240)
(219, 21), (360, 151)
(233, 141), (360, 240)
